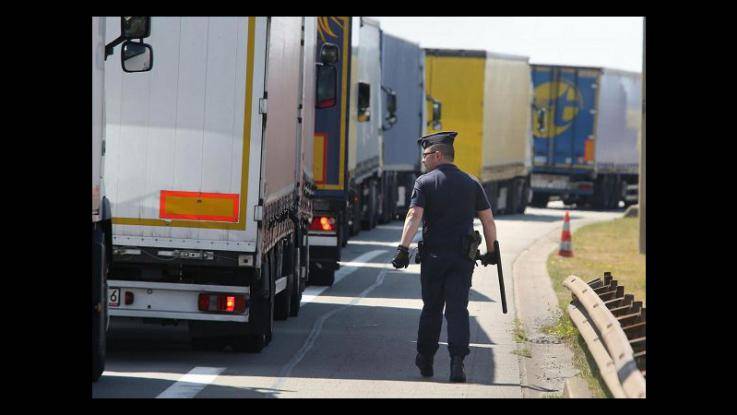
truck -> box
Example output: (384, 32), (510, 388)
(92, 16), (154, 381)
(379, 33), (425, 220)
(307, 16), (353, 286)
(104, 17), (327, 352)
(529, 65), (642, 209)
(347, 17), (384, 231)
(424, 49), (533, 215)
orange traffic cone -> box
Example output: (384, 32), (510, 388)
(559, 211), (573, 257)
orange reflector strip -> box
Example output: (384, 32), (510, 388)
(160, 191), (240, 222)
(584, 139), (595, 162)
(313, 133), (327, 184)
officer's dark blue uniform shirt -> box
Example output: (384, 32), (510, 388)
(409, 163), (491, 252)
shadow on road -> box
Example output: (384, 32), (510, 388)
(93, 375), (284, 398)
(103, 267), (511, 393)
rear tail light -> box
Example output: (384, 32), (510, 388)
(317, 98), (336, 109)
(198, 293), (247, 314)
(309, 216), (335, 231)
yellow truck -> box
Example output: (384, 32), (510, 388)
(424, 49), (533, 214)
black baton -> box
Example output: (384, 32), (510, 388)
(494, 240), (508, 314)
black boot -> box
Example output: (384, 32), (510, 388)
(415, 353), (434, 377)
(450, 356), (466, 383)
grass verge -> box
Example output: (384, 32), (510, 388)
(545, 216), (645, 398)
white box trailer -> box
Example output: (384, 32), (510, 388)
(481, 52), (534, 214)
(347, 17), (384, 231)
(104, 17), (317, 352)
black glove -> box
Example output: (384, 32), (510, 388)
(392, 245), (410, 269)
(480, 250), (498, 266)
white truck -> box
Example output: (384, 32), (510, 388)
(93, 16), (154, 381)
(347, 17), (384, 232)
(104, 17), (327, 352)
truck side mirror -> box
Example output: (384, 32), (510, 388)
(121, 17), (151, 39)
(387, 91), (397, 116)
(536, 108), (547, 132)
(382, 87), (397, 130)
(358, 82), (371, 122)
(432, 100), (442, 130)
(121, 41), (153, 72)
(316, 63), (337, 109)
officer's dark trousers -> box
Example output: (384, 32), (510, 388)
(417, 250), (475, 358)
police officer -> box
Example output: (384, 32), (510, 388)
(391, 131), (498, 383)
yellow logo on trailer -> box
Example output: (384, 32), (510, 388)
(532, 80), (583, 138)
(317, 17), (345, 43)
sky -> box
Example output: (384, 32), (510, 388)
(369, 17), (644, 73)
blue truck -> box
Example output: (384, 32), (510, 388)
(379, 32), (424, 220)
(308, 17), (353, 286)
(530, 65), (641, 209)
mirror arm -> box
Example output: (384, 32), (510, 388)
(105, 36), (126, 60)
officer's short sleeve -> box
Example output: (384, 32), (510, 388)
(475, 181), (491, 211)
(409, 179), (425, 209)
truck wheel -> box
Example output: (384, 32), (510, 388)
(232, 255), (274, 352)
(362, 182), (377, 230)
(516, 179), (529, 214)
(274, 278), (292, 321)
(530, 193), (549, 208)
(340, 217), (348, 247)
(351, 207), (361, 235)
(290, 239), (303, 317)
(275, 244), (293, 321)
(92, 224), (106, 382)
(505, 181), (518, 215)
(309, 264), (335, 286)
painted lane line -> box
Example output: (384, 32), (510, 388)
(273, 268), (389, 392)
(156, 366), (225, 399)
(301, 249), (388, 305)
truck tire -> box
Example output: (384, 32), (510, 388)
(380, 174), (395, 224)
(232, 256), (274, 352)
(340, 215), (348, 247)
(309, 263), (335, 286)
(362, 182), (377, 230)
(92, 223), (106, 382)
(290, 236), (303, 317)
(507, 181), (516, 213)
(592, 175), (612, 210)
(274, 244), (292, 321)
(515, 179), (529, 214)
(530, 193), (549, 208)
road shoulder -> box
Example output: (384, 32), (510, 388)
(512, 225), (588, 398)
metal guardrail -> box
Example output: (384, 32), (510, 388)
(563, 272), (646, 398)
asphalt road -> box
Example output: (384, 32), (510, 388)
(93, 202), (621, 398)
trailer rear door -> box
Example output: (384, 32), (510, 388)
(532, 65), (599, 170)
(105, 17), (268, 253)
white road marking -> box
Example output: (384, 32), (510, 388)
(156, 366), (225, 399)
(301, 249), (388, 305)
(274, 269), (389, 392)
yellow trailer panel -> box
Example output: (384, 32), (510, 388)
(424, 52), (486, 179)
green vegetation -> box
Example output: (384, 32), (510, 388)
(512, 346), (532, 359)
(548, 217), (645, 307)
(513, 318), (528, 343)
